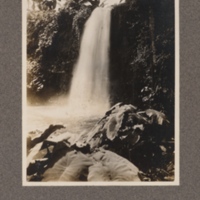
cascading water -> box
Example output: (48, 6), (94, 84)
(67, 7), (111, 116)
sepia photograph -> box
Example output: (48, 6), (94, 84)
(23, 0), (179, 185)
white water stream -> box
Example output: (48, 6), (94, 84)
(67, 7), (111, 116)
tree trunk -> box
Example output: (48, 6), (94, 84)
(149, 5), (156, 65)
(148, 5), (156, 89)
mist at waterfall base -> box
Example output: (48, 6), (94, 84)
(27, 7), (112, 134)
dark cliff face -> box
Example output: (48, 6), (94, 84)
(109, 3), (140, 106)
(109, 0), (175, 119)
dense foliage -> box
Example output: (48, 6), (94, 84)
(27, 0), (94, 102)
(27, 103), (174, 181)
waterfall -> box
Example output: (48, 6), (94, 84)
(67, 7), (111, 116)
